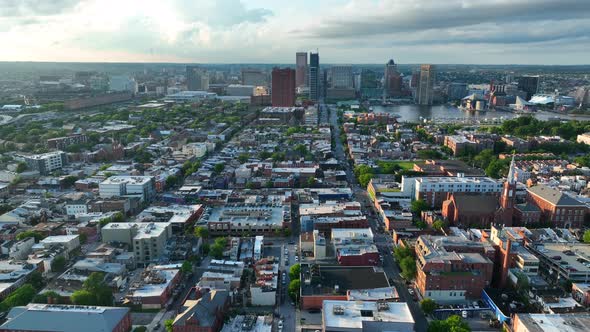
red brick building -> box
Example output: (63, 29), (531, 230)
(271, 67), (296, 107)
(415, 235), (495, 303)
(526, 184), (587, 228)
(172, 290), (229, 332)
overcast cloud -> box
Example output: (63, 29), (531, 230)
(0, 0), (588, 64)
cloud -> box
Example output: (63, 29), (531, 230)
(303, 0), (590, 39)
(0, 0), (81, 16)
(173, 0), (273, 27)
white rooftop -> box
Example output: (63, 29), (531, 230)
(323, 300), (414, 330)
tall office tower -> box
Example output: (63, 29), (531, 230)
(329, 66), (353, 89)
(271, 67), (296, 107)
(296, 52), (308, 87)
(517, 75), (539, 100)
(186, 66), (209, 91)
(309, 52), (320, 101)
(416, 64), (435, 105)
(241, 68), (267, 86)
(383, 59), (402, 98)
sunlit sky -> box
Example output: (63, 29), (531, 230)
(1, 0), (589, 64)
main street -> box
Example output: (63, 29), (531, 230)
(328, 103), (428, 332)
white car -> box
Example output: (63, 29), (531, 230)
(278, 321), (284, 329)
(295, 256), (299, 261)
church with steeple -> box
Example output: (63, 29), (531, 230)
(441, 156), (518, 228)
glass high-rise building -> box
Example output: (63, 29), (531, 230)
(309, 52), (320, 101)
(296, 52), (308, 87)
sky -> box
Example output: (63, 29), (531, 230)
(0, 0), (589, 65)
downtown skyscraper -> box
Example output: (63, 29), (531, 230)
(309, 52), (320, 101)
(296, 52), (308, 87)
(416, 64), (435, 105)
(186, 66), (209, 91)
(271, 67), (296, 107)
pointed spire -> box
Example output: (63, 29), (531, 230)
(507, 154), (516, 184)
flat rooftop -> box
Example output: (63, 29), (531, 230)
(205, 205), (285, 226)
(347, 286), (399, 301)
(535, 243), (590, 275)
(301, 265), (389, 296)
(323, 300), (414, 330)
(101, 176), (153, 185)
(515, 313), (590, 332)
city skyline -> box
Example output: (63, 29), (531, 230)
(1, 0), (589, 65)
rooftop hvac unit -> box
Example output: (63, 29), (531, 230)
(377, 302), (390, 311)
(333, 305), (344, 315)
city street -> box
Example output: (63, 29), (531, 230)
(328, 104), (428, 332)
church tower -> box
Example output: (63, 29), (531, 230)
(499, 155), (517, 225)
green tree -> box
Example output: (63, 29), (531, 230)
(420, 298), (437, 315)
(15, 162), (28, 173)
(165, 175), (180, 189)
(306, 177), (317, 187)
(16, 230), (45, 242)
(238, 154), (249, 163)
(432, 219), (446, 231)
(289, 264), (301, 280)
(410, 199), (429, 215)
(210, 245), (223, 259)
(71, 290), (97, 305)
(294, 144), (307, 155)
(51, 256), (67, 272)
(358, 173), (374, 187)
(213, 163), (225, 174)
(0, 284), (36, 311)
(194, 226), (210, 240)
(584, 230), (590, 243)
(29, 271), (44, 290)
(288, 279), (301, 301)
(62, 175), (78, 188)
(165, 319), (174, 332)
(81, 272), (112, 306)
(428, 315), (471, 332)
(181, 261), (193, 275)
(33, 291), (62, 304)
(400, 256), (417, 280)
(393, 246), (414, 262)
(271, 152), (285, 162)
(201, 243), (210, 255)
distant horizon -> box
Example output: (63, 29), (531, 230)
(1, 61), (590, 67)
(1, 0), (589, 65)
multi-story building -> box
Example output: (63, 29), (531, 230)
(109, 75), (138, 93)
(322, 300), (414, 332)
(200, 204), (290, 236)
(517, 75), (539, 100)
(0, 304), (132, 332)
(271, 67), (296, 107)
(241, 68), (267, 86)
(22, 151), (67, 175)
(416, 64), (435, 105)
(511, 313), (590, 332)
(447, 82), (468, 101)
(46, 134), (88, 150)
(126, 264), (181, 309)
(296, 52), (308, 87)
(309, 52), (320, 101)
(172, 289), (229, 332)
(383, 59), (403, 98)
(225, 84), (254, 96)
(250, 257), (279, 306)
(526, 184), (586, 228)
(186, 66), (209, 91)
(528, 242), (590, 284)
(99, 176), (156, 202)
(299, 202), (368, 235)
(331, 228), (379, 266)
(444, 135), (477, 156)
(300, 264), (390, 310)
(101, 222), (172, 265)
(415, 235), (495, 303)
(414, 175), (503, 208)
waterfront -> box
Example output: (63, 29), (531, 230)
(372, 104), (590, 123)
